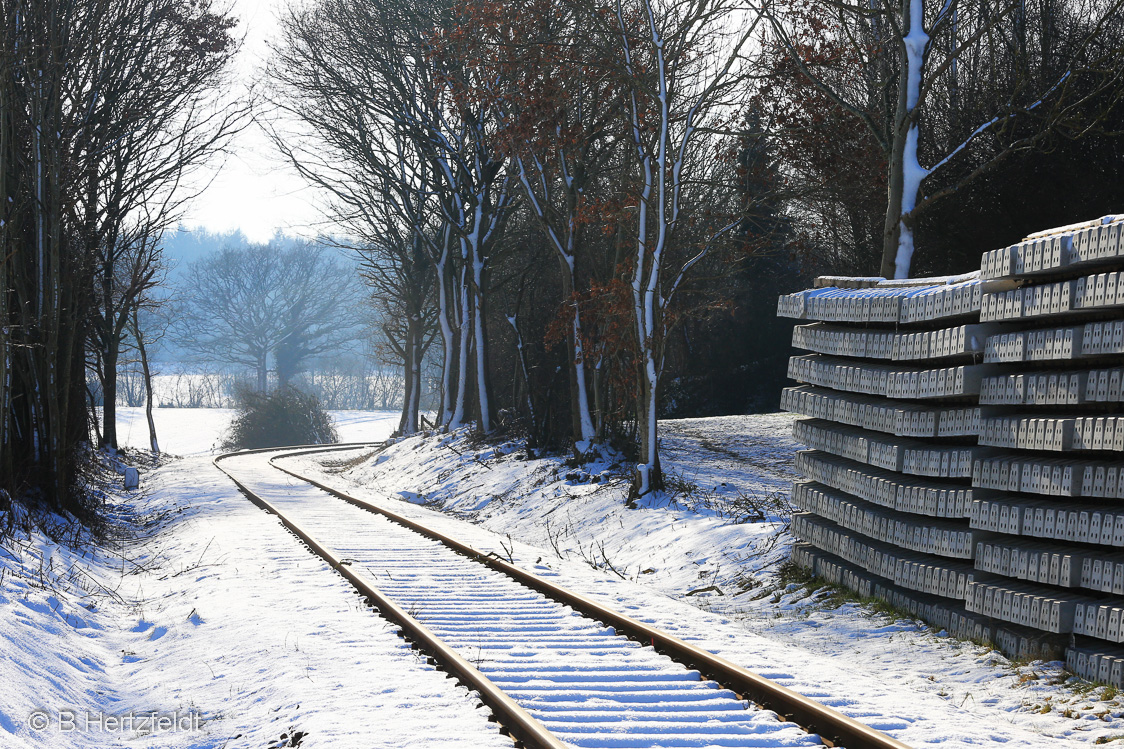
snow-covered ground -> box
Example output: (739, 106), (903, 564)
(2, 409), (1123, 747)
(0, 418), (507, 748)
(295, 415), (1124, 746)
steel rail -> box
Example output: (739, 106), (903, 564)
(260, 445), (913, 749)
(214, 450), (570, 749)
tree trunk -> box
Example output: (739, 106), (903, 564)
(397, 339), (415, 437)
(880, 0), (927, 279)
(557, 263), (597, 450)
(101, 340), (120, 452)
(434, 239), (458, 428)
(0, 57), (9, 488)
(87, 384), (102, 449)
(880, 118), (907, 278)
(570, 309), (596, 447)
(409, 341), (421, 432)
(276, 343), (297, 389)
(631, 354), (663, 500)
(134, 312), (159, 454)
(397, 312), (422, 436)
(471, 268), (493, 434)
(592, 358), (606, 437)
(506, 314), (536, 436)
(451, 262), (471, 428)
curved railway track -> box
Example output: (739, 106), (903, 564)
(215, 445), (912, 749)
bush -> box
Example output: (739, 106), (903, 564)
(220, 386), (339, 450)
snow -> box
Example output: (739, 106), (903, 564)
(893, 0), (929, 280)
(1026, 214), (1124, 240)
(5, 410), (1124, 747)
(0, 444), (511, 747)
(220, 450), (821, 749)
(902, 0), (928, 112)
(110, 407), (400, 456)
(928, 115), (1000, 175)
(283, 415), (1124, 746)
(875, 270), (979, 287)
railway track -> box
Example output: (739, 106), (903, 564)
(215, 445), (912, 749)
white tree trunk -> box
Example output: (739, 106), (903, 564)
(571, 310), (596, 447)
(433, 243), (457, 428)
(472, 280), (490, 433)
(451, 262), (471, 429)
(893, 0), (929, 279)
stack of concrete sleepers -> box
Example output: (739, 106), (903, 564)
(776, 271), (1055, 656)
(776, 217), (1124, 669)
(974, 215), (1124, 684)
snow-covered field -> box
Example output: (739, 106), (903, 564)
(2, 409), (1123, 747)
(112, 407), (400, 455)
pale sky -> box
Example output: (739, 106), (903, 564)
(180, 0), (325, 243)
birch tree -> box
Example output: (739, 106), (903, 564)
(426, 6), (519, 434)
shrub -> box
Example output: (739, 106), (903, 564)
(220, 386), (339, 450)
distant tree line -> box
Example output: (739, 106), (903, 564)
(167, 234), (408, 412)
(174, 240), (366, 391)
(267, 0), (1123, 498)
(0, 0), (244, 515)
(86, 228), (405, 416)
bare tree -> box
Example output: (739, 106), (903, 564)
(0, 0), (242, 512)
(89, 227), (167, 451)
(1, 0), (90, 509)
(176, 242), (364, 392)
(266, 3), (446, 435)
(360, 233), (437, 435)
(269, 0), (515, 435)
(458, 0), (624, 450)
(128, 303), (167, 454)
(599, 0), (762, 496)
(0, 0), (13, 502)
(78, 0), (246, 451)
